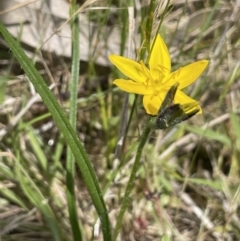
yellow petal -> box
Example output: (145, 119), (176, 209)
(143, 95), (159, 115)
(113, 79), (153, 95)
(166, 60), (209, 89)
(143, 92), (167, 115)
(149, 35), (171, 76)
(182, 102), (201, 115)
(175, 90), (202, 114)
(109, 55), (146, 83)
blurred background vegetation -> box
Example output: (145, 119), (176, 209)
(0, 0), (240, 240)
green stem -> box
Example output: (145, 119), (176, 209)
(112, 117), (154, 241)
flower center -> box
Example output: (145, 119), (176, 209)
(151, 64), (169, 96)
(140, 61), (173, 96)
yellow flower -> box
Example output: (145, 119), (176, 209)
(109, 34), (209, 115)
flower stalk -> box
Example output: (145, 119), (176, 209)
(112, 116), (154, 241)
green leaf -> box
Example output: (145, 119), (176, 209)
(0, 22), (111, 241)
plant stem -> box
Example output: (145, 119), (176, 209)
(112, 117), (154, 241)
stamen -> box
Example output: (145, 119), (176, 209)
(172, 67), (182, 79)
(139, 60), (154, 85)
(158, 64), (169, 73)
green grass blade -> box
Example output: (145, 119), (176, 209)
(0, 22), (111, 241)
(66, 3), (82, 240)
(15, 156), (63, 241)
(0, 76), (7, 103)
(0, 187), (27, 209)
(230, 113), (240, 152)
(185, 178), (222, 191)
(26, 127), (48, 171)
(185, 125), (231, 147)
